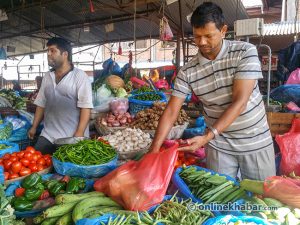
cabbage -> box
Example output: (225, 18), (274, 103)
(97, 84), (112, 98)
(116, 88), (127, 98)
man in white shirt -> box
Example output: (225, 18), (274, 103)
(28, 37), (93, 154)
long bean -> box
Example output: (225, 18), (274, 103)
(53, 139), (117, 165)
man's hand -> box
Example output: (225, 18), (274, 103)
(74, 131), (84, 137)
(177, 136), (209, 152)
(28, 127), (36, 139)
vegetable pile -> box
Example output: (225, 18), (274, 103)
(0, 121), (13, 140)
(103, 128), (151, 153)
(98, 112), (133, 127)
(1, 146), (52, 180)
(0, 89), (26, 109)
(152, 196), (213, 225)
(133, 92), (162, 101)
(12, 173), (87, 212)
(130, 102), (189, 130)
(32, 192), (122, 224)
(133, 86), (154, 94)
(53, 139), (117, 166)
(0, 143), (11, 150)
(179, 166), (247, 204)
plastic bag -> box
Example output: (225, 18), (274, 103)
(5, 115), (31, 142)
(286, 68), (300, 84)
(0, 140), (19, 158)
(203, 215), (272, 225)
(52, 156), (118, 179)
(93, 96), (116, 113)
(275, 118), (300, 175)
(94, 144), (178, 211)
(160, 16), (173, 41)
(109, 98), (129, 116)
(270, 84), (300, 106)
(264, 176), (300, 208)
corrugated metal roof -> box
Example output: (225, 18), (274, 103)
(264, 21), (300, 36)
(0, 0), (249, 56)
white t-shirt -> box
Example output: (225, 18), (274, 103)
(34, 67), (93, 143)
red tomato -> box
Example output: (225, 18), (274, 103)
(30, 160), (36, 164)
(36, 164), (44, 172)
(37, 158), (46, 166)
(31, 154), (39, 162)
(11, 162), (22, 174)
(4, 172), (9, 180)
(19, 168), (31, 176)
(0, 163), (3, 167)
(39, 190), (50, 200)
(3, 153), (10, 160)
(9, 173), (19, 180)
(10, 156), (18, 162)
(35, 151), (42, 157)
(3, 160), (13, 170)
(43, 154), (51, 159)
(17, 151), (25, 159)
(25, 146), (36, 153)
(24, 152), (32, 160)
(45, 158), (52, 167)
(0, 159), (3, 164)
(15, 187), (25, 197)
(28, 163), (38, 172)
(11, 152), (17, 157)
(20, 158), (30, 167)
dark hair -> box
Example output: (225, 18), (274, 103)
(47, 37), (72, 62)
(191, 2), (225, 30)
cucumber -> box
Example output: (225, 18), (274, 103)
(41, 217), (61, 225)
(55, 191), (105, 204)
(44, 202), (77, 218)
(33, 214), (45, 224)
(83, 206), (123, 218)
(55, 212), (72, 225)
(72, 196), (121, 222)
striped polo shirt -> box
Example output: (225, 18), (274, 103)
(173, 39), (273, 155)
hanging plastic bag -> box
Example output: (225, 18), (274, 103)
(275, 118), (300, 176)
(286, 68), (300, 84)
(160, 16), (173, 41)
(94, 143), (179, 211)
(264, 176), (300, 208)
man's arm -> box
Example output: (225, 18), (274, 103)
(149, 96), (185, 153)
(179, 79), (256, 151)
(28, 106), (45, 139)
(74, 108), (91, 137)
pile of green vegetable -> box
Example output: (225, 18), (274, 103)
(179, 166), (247, 204)
(0, 143), (11, 150)
(0, 89), (26, 109)
(0, 184), (25, 225)
(134, 86), (154, 94)
(12, 173), (87, 212)
(33, 192), (121, 225)
(0, 121), (12, 140)
(133, 93), (162, 101)
(53, 140), (117, 166)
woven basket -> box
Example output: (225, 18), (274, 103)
(95, 121), (127, 135)
(116, 143), (151, 160)
(143, 122), (189, 139)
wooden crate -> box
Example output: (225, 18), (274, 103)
(267, 112), (300, 137)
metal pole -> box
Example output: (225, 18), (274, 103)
(178, 0), (186, 65)
(176, 31), (181, 69)
(258, 44), (272, 107)
(1, 67), (3, 89)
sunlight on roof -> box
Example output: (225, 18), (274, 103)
(241, 0), (263, 8)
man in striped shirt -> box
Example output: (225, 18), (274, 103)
(149, 2), (275, 180)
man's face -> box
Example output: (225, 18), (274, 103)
(193, 22), (227, 58)
(47, 45), (66, 69)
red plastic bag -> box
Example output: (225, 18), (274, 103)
(93, 143), (178, 211)
(275, 118), (300, 176)
(286, 68), (300, 84)
(264, 176), (300, 208)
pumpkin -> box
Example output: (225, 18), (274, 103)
(106, 75), (125, 89)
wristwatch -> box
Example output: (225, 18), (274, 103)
(207, 125), (219, 138)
